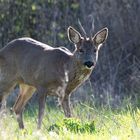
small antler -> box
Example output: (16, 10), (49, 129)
(90, 17), (95, 37)
(78, 19), (87, 38)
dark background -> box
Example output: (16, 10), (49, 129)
(0, 0), (140, 107)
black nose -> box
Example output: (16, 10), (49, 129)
(84, 61), (94, 68)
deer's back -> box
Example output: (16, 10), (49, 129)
(0, 38), (73, 88)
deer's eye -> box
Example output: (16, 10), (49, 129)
(79, 48), (84, 53)
(93, 48), (97, 53)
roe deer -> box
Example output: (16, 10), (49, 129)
(0, 26), (108, 129)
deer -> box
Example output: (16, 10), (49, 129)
(0, 25), (108, 129)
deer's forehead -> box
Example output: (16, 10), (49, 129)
(82, 37), (92, 42)
(85, 37), (90, 41)
(80, 37), (93, 46)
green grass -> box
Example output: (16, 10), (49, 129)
(1, 102), (140, 140)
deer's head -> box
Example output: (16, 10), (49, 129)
(67, 26), (108, 69)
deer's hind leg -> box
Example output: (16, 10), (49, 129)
(0, 61), (17, 112)
(0, 82), (16, 112)
(13, 84), (36, 129)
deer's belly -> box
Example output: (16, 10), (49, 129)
(46, 81), (67, 98)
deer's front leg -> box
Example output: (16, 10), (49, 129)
(61, 95), (72, 117)
(37, 93), (47, 129)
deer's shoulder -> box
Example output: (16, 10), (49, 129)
(57, 46), (73, 56)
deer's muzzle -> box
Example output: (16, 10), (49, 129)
(84, 61), (94, 68)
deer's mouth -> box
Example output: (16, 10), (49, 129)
(84, 61), (94, 69)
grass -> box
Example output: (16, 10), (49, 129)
(1, 102), (140, 140)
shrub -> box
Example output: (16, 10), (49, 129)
(48, 118), (95, 134)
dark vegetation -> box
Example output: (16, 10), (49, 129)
(0, 0), (140, 107)
(48, 118), (95, 134)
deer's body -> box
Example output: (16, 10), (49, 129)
(0, 38), (71, 88)
(0, 26), (108, 129)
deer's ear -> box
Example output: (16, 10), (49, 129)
(93, 27), (108, 45)
(67, 26), (81, 44)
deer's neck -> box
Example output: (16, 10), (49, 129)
(66, 55), (92, 93)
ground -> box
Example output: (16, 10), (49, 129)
(0, 101), (140, 140)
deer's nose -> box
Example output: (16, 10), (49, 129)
(84, 61), (94, 68)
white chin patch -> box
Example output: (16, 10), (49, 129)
(85, 65), (94, 69)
